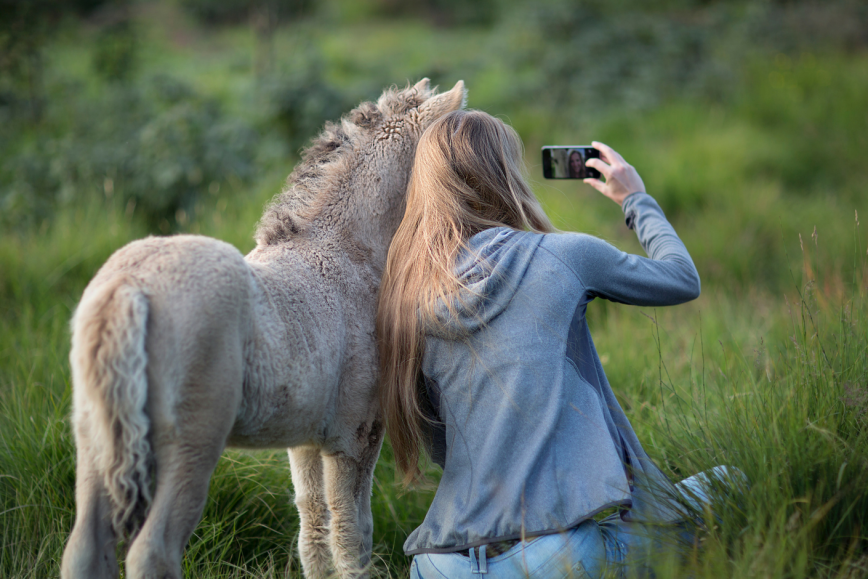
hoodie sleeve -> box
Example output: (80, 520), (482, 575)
(545, 193), (700, 307)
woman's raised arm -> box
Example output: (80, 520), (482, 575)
(541, 143), (700, 306)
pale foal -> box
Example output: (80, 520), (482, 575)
(60, 79), (467, 579)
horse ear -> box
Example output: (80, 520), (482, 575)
(418, 80), (466, 120)
(413, 78), (431, 94)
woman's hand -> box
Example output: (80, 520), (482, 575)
(583, 142), (646, 206)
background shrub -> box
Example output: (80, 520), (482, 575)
(179, 0), (314, 26)
(0, 76), (258, 230)
(261, 63), (355, 154)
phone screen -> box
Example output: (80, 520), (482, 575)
(542, 146), (601, 179)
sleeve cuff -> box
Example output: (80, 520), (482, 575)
(621, 191), (647, 230)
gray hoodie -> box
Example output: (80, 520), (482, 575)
(405, 192), (701, 555)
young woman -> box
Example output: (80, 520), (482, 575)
(568, 149), (587, 178)
(377, 110), (731, 578)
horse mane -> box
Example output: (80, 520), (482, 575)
(255, 84), (429, 246)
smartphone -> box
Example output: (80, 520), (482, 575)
(541, 146), (601, 179)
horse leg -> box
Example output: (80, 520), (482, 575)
(322, 453), (364, 578)
(288, 446), (332, 579)
(124, 365), (240, 578)
(354, 421), (383, 568)
(322, 419), (384, 579)
(61, 418), (119, 579)
(124, 412), (232, 579)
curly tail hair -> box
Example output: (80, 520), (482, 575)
(70, 278), (153, 537)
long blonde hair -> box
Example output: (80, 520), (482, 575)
(376, 110), (555, 484)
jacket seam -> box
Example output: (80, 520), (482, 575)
(535, 242), (588, 291)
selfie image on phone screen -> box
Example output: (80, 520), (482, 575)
(542, 146), (601, 179)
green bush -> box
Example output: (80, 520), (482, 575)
(92, 20), (138, 82)
(494, 0), (868, 136)
(496, 0), (742, 120)
(261, 65), (356, 154)
(179, 0), (314, 25)
(0, 76), (259, 230)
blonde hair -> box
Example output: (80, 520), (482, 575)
(376, 110), (555, 484)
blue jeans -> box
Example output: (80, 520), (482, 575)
(409, 467), (744, 578)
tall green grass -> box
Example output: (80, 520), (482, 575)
(644, 258), (868, 578)
(2, 202), (865, 578)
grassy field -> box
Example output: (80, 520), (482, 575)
(1, 1), (867, 577)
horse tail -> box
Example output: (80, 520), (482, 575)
(70, 277), (153, 537)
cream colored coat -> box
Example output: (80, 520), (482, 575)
(60, 79), (466, 579)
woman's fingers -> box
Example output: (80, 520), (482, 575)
(592, 141), (624, 165)
(584, 141), (645, 206)
(583, 178), (606, 193)
(585, 158), (611, 181)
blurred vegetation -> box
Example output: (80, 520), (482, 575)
(1, 75), (260, 230)
(178, 0), (313, 26)
(1, 0), (867, 577)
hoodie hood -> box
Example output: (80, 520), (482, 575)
(428, 227), (543, 338)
